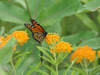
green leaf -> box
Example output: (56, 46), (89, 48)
(0, 1), (29, 24)
(63, 58), (77, 75)
(63, 30), (98, 44)
(73, 68), (86, 75)
(28, 0), (55, 19)
(16, 57), (33, 75)
(78, 37), (100, 49)
(46, 23), (61, 35)
(38, 0), (80, 25)
(35, 62), (41, 68)
(71, 70), (76, 75)
(25, 62), (41, 75)
(97, 11), (100, 24)
(37, 46), (55, 63)
(0, 66), (7, 75)
(89, 66), (100, 75)
(77, 0), (100, 13)
(40, 55), (55, 65)
(0, 0), (80, 26)
(65, 63), (87, 75)
(9, 25), (24, 33)
(0, 36), (16, 65)
(76, 14), (98, 32)
(29, 66), (49, 75)
(39, 46), (50, 52)
(0, 26), (5, 36)
(61, 15), (87, 36)
(77, 5), (86, 13)
(15, 57), (23, 70)
(84, 0), (100, 11)
(12, 51), (30, 61)
(43, 64), (56, 75)
(14, 0), (26, 8)
(25, 69), (35, 75)
(56, 52), (69, 65)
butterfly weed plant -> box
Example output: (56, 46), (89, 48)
(31, 33), (99, 75)
(0, 31), (100, 75)
(0, 0), (100, 75)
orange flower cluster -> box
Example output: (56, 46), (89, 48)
(45, 33), (60, 45)
(70, 45), (96, 63)
(12, 31), (29, 45)
(0, 35), (11, 49)
(97, 50), (100, 57)
(50, 41), (73, 54)
(0, 31), (29, 51)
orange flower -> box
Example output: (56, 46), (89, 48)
(97, 50), (100, 57)
(50, 41), (73, 54)
(0, 35), (11, 49)
(12, 31), (29, 45)
(70, 45), (96, 63)
(45, 33), (60, 45)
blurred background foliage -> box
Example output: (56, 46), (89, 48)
(0, 0), (100, 75)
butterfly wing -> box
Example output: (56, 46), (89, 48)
(32, 32), (46, 43)
(24, 23), (42, 33)
(30, 18), (45, 33)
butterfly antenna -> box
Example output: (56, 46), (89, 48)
(25, 0), (32, 19)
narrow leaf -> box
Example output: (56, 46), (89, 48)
(56, 52), (69, 65)
(65, 63), (87, 75)
(40, 56), (55, 65)
(89, 65), (100, 75)
(63, 58), (77, 75)
(25, 62), (41, 75)
(12, 52), (30, 60)
(15, 58), (23, 70)
(37, 46), (55, 63)
(43, 64), (56, 75)
(30, 66), (49, 75)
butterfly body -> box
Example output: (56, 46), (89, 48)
(24, 18), (47, 43)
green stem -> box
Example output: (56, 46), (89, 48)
(56, 64), (58, 75)
(54, 53), (58, 75)
(84, 60), (88, 75)
(25, 0), (32, 18)
(11, 55), (16, 75)
(80, 62), (85, 71)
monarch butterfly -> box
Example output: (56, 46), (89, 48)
(24, 18), (47, 43)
